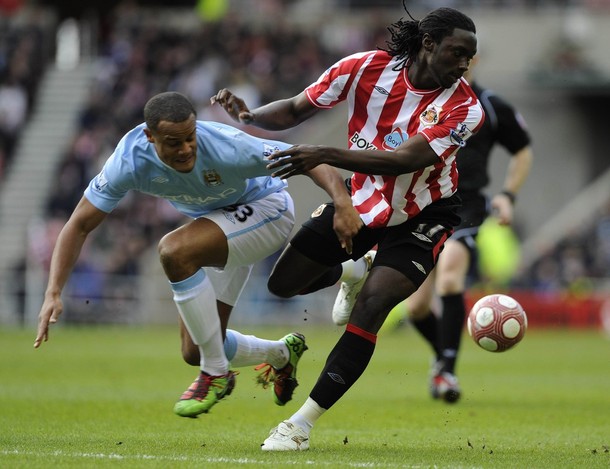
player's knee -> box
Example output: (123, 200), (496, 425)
(436, 260), (469, 294)
(437, 276), (465, 296)
(158, 233), (185, 270)
(267, 273), (296, 298)
(353, 291), (402, 331)
(158, 233), (173, 262)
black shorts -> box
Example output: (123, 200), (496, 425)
(455, 191), (488, 231)
(290, 195), (462, 289)
(451, 190), (488, 257)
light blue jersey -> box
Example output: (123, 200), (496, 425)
(84, 121), (289, 218)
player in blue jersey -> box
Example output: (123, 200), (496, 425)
(33, 91), (362, 417)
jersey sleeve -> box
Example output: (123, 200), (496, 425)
(488, 94), (531, 154)
(420, 93), (485, 161)
(83, 152), (133, 213)
(305, 51), (373, 109)
(213, 125), (292, 180)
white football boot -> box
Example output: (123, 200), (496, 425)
(332, 250), (376, 326)
(261, 420), (310, 451)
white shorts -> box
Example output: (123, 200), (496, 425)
(201, 190), (295, 306)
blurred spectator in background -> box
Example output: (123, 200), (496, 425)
(516, 198), (610, 293)
(0, 71), (27, 175)
(0, 16), (48, 177)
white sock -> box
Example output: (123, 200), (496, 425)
(339, 257), (368, 283)
(225, 329), (288, 368)
(171, 270), (229, 376)
(288, 397), (326, 432)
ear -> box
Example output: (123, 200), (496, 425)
(422, 33), (435, 52)
(143, 128), (154, 143)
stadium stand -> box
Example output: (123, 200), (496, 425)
(5, 3), (350, 325)
(1, 2), (609, 327)
(0, 10), (53, 178)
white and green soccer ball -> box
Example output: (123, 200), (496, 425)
(467, 294), (527, 352)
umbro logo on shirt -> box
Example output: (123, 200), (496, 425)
(152, 176), (169, 184)
(374, 86), (390, 95)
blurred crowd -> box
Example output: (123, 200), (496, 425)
(0, 14), (51, 180)
(345, 0), (610, 9)
(21, 4), (374, 322)
(2, 1), (609, 323)
(513, 200), (610, 293)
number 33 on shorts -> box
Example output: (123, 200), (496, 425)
(224, 204), (254, 223)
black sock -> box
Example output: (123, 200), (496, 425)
(411, 311), (441, 360)
(299, 265), (342, 295)
(310, 327), (376, 409)
(438, 293), (466, 374)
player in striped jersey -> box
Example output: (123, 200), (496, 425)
(213, 7), (484, 450)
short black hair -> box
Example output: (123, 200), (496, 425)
(381, 6), (476, 70)
(143, 92), (197, 131)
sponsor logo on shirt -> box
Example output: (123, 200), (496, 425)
(165, 188), (238, 205)
(420, 104), (442, 126)
(449, 122), (473, 148)
(383, 127), (408, 150)
(349, 132), (378, 150)
(203, 169), (223, 186)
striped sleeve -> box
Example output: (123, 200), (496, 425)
(305, 51), (376, 109)
(421, 90), (485, 161)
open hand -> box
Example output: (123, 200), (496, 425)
(34, 294), (64, 348)
(210, 89), (254, 124)
(267, 145), (328, 179)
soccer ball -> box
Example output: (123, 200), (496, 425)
(467, 294), (527, 352)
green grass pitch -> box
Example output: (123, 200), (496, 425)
(1, 323), (608, 468)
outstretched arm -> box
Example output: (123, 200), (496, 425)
(267, 134), (440, 178)
(211, 90), (320, 130)
(305, 165), (362, 254)
(491, 145), (533, 225)
(34, 197), (107, 348)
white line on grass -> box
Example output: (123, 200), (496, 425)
(1, 448), (437, 468)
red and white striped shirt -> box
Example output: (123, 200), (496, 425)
(305, 50), (485, 228)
